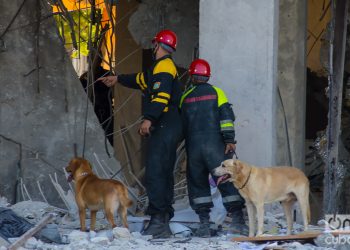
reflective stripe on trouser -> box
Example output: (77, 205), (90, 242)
(186, 133), (244, 212)
(145, 108), (183, 218)
(193, 196), (212, 205)
(222, 195), (242, 203)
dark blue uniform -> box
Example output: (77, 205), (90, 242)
(118, 55), (183, 218)
(180, 83), (244, 215)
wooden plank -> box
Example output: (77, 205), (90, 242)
(232, 230), (350, 242)
(8, 214), (53, 250)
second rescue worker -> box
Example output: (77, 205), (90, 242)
(180, 59), (248, 237)
(98, 30), (183, 238)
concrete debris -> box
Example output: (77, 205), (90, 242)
(314, 233), (350, 250)
(67, 230), (88, 243)
(0, 197), (10, 207)
(10, 201), (55, 224)
(0, 237), (9, 248)
(8, 214), (55, 250)
(90, 236), (109, 245)
(24, 237), (38, 249)
(0, 197), (345, 249)
(112, 227), (132, 239)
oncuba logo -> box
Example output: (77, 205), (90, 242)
(325, 214), (350, 230)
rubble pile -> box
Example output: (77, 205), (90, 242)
(0, 198), (346, 250)
(3, 229), (335, 250)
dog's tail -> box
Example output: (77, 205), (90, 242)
(124, 198), (133, 208)
(121, 190), (133, 208)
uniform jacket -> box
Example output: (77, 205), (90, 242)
(180, 83), (236, 144)
(118, 55), (181, 123)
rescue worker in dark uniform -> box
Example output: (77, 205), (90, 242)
(98, 30), (183, 238)
(180, 59), (248, 237)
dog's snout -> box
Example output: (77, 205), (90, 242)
(212, 166), (223, 176)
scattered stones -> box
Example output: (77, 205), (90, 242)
(0, 199), (338, 250)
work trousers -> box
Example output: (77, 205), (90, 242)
(144, 108), (183, 218)
(186, 133), (244, 215)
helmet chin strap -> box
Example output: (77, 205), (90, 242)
(152, 43), (159, 60)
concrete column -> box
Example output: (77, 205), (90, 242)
(277, 0), (307, 169)
(199, 0), (279, 166)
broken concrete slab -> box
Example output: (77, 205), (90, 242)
(0, 0), (128, 208)
(113, 227), (132, 239)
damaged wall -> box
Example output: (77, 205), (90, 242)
(0, 0), (122, 206)
(127, 0), (199, 68)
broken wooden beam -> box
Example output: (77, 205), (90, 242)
(8, 214), (53, 250)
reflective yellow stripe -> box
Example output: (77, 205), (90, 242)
(163, 107), (169, 112)
(136, 73), (145, 90)
(152, 98), (169, 104)
(153, 58), (177, 78)
(213, 86), (229, 107)
(220, 122), (234, 128)
(157, 92), (170, 99)
(179, 86), (196, 108)
(140, 73), (147, 89)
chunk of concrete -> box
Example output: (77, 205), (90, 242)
(112, 227), (131, 239)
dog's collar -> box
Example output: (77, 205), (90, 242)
(238, 167), (252, 190)
(79, 172), (89, 177)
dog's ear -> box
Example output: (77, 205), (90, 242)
(234, 160), (244, 173)
(69, 158), (82, 175)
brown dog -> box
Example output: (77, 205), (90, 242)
(213, 159), (310, 237)
(65, 157), (133, 231)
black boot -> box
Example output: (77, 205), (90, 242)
(195, 212), (211, 237)
(142, 213), (172, 239)
(229, 209), (249, 236)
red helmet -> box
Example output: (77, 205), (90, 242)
(152, 29), (177, 51)
(189, 59), (211, 77)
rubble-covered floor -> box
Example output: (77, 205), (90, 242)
(1, 198), (347, 250)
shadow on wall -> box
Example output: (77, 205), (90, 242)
(305, 68), (328, 140)
(80, 66), (114, 145)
